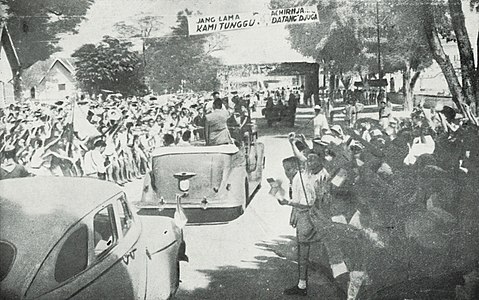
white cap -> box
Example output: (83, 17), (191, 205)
(330, 124), (343, 136)
(314, 105), (322, 110)
(319, 135), (336, 145)
(371, 129), (383, 136)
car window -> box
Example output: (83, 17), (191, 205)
(93, 205), (118, 257)
(118, 196), (134, 236)
(54, 225), (88, 283)
(0, 241), (16, 281)
(26, 223), (90, 298)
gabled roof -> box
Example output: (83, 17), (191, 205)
(38, 57), (76, 85)
(0, 24), (21, 71)
(23, 57), (76, 88)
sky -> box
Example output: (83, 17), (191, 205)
(58, 0), (314, 65)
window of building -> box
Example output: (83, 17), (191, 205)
(54, 225), (88, 283)
(292, 76), (299, 86)
(58, 84), (66, 91)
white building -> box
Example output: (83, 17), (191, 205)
(23, 57), (78, 102)
(0, 24), (20, 108)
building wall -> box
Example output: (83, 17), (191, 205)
(414, 42), (461, 96)
(36, 62), (77, 102)
(0, 45), (15, 108)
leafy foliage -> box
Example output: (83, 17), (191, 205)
(270, 0), (435, 78)
(1, 0), (94, 68)
(145, 10), (222, 93)
(114, 15), (164, 40)
(72, 36), (148, 96)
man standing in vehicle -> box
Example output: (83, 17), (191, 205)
(205, 98), (232, 146)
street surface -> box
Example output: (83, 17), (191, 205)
(122, 106), (400, 300)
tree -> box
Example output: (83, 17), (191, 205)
(271, 0), (435, 110)
(145, 10), (224, 93)
(114, 14), (164, 67)
(0, 0), (95, 99)
(419, 0), (478, 115)
(448, 0), (478, 112)
(383, 0), (434, 111)
(72, 36), (148, 96)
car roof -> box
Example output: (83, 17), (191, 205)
(0, 177), (122, 296)
(150, 144), (239, 157)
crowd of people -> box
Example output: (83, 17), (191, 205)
(0, 91), (254, 182)
(262, 87), (301, 127)
(272, 104), (479, 299)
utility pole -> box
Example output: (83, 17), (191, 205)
(376, 0), (382, 79)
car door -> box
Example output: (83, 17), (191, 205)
(113, 194), (148, 299)
(25, 195), (147, 300)
(72, 194), (147, 300)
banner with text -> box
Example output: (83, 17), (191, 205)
(187, 6), (319, 36)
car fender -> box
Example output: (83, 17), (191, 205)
(140, 216), (182, 299)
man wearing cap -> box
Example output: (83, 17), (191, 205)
(275, 132), (329, 296)
(313, 105), (329, 139)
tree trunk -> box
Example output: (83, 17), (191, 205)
(13, 68), (23, 102)
(312, 63), (320, 105)
(410, 70), (421, 94)
(403, 62), (413, 111)
(329, 73), (336, 105)
(402, 69), (421, 112)
(448, 0), (478, 107)
(422, 1), (465, 114)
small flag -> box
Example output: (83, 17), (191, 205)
(174, 194), (188, 228)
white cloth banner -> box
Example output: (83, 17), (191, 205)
(187, 6), (319, 36)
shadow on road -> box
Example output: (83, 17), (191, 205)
(175, 235), (344, 300)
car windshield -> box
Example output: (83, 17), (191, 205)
(0, 241), (16, 281)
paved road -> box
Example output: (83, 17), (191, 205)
(123, 106), (414, 299)
(172, 133), (344, 300)
(122, 108), (347, 299)
(119, 105), (471, 299)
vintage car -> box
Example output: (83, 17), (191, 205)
(0, 177), (187, 300)
(136, 135), (265, 224)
